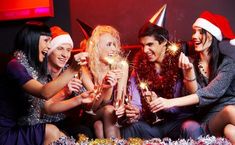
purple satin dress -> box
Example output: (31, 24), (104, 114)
(0, 59), (45, 145)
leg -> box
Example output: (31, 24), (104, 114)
(121, 120), (162, 139)
(74, 125), (95, 139)
(94, 120), (104, 138)
(102, 105), (120, 138)
(208, 105), (235, 136)
(181, 120), (204, 140)
(56, 117), (95, 139)
(94, 105), (120, 138)
(44, 124), (65, 145)
(224, 124), (235, 144)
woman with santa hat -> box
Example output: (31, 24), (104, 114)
(151, 11), (235, 143)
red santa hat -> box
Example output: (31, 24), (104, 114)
(193, 11), (235, 45)
(48, 26), (74, 55)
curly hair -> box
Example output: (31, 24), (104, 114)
(86, 25), (121, 85)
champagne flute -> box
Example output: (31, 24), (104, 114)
(72, 73), (86, 96)
(113, 97), (123, 127)
(72, 70), (97, 115)
(139, 82), (163, 124)
(144, 92), (163, 124)
(124, 94), (132, 105)
(85, 85), (102, 115)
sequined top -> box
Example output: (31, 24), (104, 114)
(196, 56), (235, 122)
(0, 55), (46, 145)
(6, 51), (65, 126)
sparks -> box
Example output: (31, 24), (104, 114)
(139, 82), (149, 92)
(168, 43), (180, 55)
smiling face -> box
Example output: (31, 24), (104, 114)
(192, 26), (213, 53)
(48, 43), (72, 69)
(140, 35), (166, 63)
(98, 33), (120, 64)
(38, 35), (51, 62)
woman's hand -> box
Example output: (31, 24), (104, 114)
(77, 91), (95, 104)
(65, 77), (83, 95)
(104, 70), (118, 87)
(149, 97), (173, 113)
(74, 52), (89, 66)
(70, 52), (89, 70)
(178, 52), (197, 93)
(143, 91), (158, 111)
(113, 69), (123, 79)
(178, 52), (193, 71)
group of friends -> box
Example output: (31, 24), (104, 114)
(0, 10), (235, 145)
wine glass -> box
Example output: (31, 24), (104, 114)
(144, 92), (163, 124)
(72, 71), (87, 96)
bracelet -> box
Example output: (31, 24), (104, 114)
(183, 77), (196, 81)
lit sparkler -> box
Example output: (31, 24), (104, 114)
(168, 42), (180, 56)
(139, 82), (149, 92)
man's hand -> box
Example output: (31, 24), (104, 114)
(125, 104), (140, 123)
(115, 105), (125, 118)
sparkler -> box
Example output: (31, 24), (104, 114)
(168, 43), (180, 56)
(159, 34), (181, 56)
(139, 82), (149, 92)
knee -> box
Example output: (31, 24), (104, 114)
(103, 105), (115, 116)
(94, 120), (103, 130)
(224, 124), (235, 137)
(45, 124), (63, 140)
(221, 105), (235, 118)
(224, 124), (235, 143)
(181, 120), (201, 131)
(181, 120), (203, 140)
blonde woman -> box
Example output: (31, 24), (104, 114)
(81, 25), (129, 138)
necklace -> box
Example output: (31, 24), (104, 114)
(198, 62), (208, 77)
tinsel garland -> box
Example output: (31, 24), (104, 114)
(133, 46), (182, 123)
(50, 134), (231, 145)
(134, 46), (182, 100)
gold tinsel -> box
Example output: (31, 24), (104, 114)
(127, 138), (143, 145)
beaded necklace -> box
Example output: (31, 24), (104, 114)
(198, 60), (209, 78)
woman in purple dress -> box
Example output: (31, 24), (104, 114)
(0, 22), (87, 145)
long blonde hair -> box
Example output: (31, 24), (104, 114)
(86, 25), (121, 85)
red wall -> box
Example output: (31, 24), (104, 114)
(69, 0), (235, 49)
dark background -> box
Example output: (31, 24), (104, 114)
(0, 0), (235, 54)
